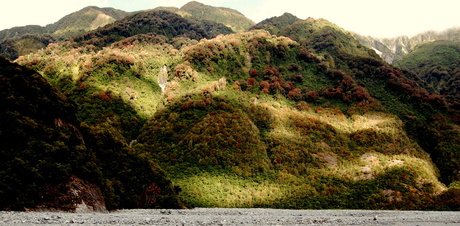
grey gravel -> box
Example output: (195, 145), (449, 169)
(1, 208), (460, 225)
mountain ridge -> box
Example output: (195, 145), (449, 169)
(47, 6), (130, 40)
(0, 6), (130, 60)
(0, 6), (130, 41)
(353, 27), (460, 64)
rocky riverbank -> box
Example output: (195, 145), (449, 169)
(1, 208), (460, 225)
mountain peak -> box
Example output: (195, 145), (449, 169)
(182, 1), (244, 17)
(250, 12), (301, 35)
(182, 1), (205, 7)
(180, 1), (254, 32)
(46, 6), (129, 40)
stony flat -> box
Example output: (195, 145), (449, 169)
(1, 208), (459, 225)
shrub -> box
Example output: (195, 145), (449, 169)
(249, 68), (259, 77)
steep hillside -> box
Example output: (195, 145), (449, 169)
(12, 9), (460, 210)
(354, 27), (460, 64)
(180, 1), (255, 32)
(0, 56), (182, 211)
(394, 40), (460, 103)
(249, 13), (302, 35)
(132, 29), (459, 209)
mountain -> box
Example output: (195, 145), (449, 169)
(0, 6), (129, 41)
(394, 40), (460, 103)
(0, 1), (248, 60)
(278, 18), (379, 59)
(180, 1), (255, 33)
(153, 7), (234, 37)
(4, 3), (460, 211)
(354, 27), (460, 64)
(15, 9), (460, 210)
(249, 12), (302, 35)
(135, 28), (459, 209)
(0, 6), (129, 60)
(0, 56), (182, 211)
(70, 10), (209, 48)
(46, 6), (130, 40)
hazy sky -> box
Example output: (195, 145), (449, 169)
(2, 0), (460, 38)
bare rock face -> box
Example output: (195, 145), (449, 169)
(68, 176), (107, 213)
(27, 176), (107, 213)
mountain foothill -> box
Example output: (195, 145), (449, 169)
(1, 1), (459, 211)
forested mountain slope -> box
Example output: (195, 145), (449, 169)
(394, 40), (460, 105)
(2, 2), (460, 211)
(0, 56), (182, 211)
(69, 10), (210, 48)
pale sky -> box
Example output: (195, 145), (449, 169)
(2, 0), (460, 38)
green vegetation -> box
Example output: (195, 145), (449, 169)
(394, 41), (460, 102)
(1, 2), (459, 211)
(133, 28), (457, 209)
(153, 7), (234, 37)
(0, 56), (182, 211)
(278, 18), (379, 59)
(392, 40), (460, 186)
(0, 25), (48, 41)
(0, 34), (55, 60)
(70, 10), (210, 48)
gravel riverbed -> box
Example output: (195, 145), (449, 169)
(1, 208), (459, 225)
